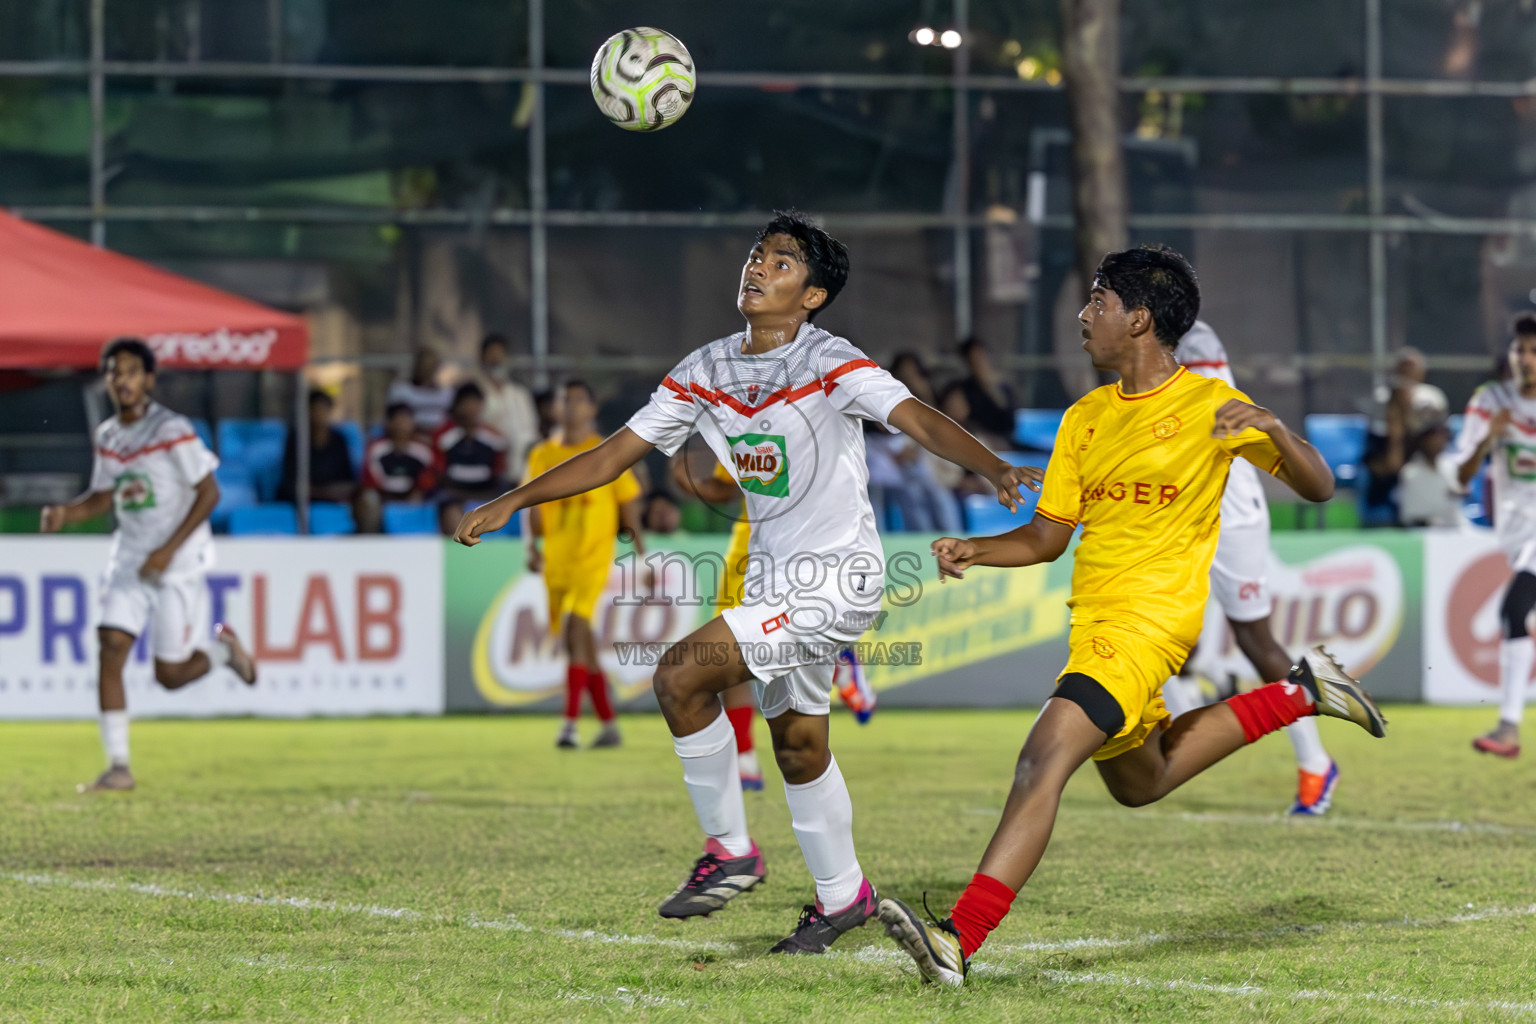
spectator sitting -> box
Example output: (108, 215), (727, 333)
(472, 332), (539, 483)
(434, 382), (511, 535)
(387, 349), (453, 432)
(938, 383), (994, 498)
(1398, 418), (1466, 528)
(1362, 347), (1449, 526)
(956, 337), (1018, 449)
(356, 403), (437, 533)
(277, 389), (357, 504)
(886, 352), (963, 532)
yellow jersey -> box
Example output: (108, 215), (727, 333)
(711, 461), (751, 609)
(1034, 367), (1285, 648)
(527, 435), (641, 580)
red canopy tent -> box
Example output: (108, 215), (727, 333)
(0, 209), (307, 370)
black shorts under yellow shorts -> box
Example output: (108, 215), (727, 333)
(1056, 622), (1189, 761)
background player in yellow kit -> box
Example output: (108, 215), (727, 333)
(877, 245), (1389, 986)
(672, 455), (764, 788)
(527, 380), (645, 749)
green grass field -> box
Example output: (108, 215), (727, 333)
(1, 707), (1532, 1023)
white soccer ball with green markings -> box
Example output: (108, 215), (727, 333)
(590, 27), (696, 132)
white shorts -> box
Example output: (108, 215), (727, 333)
(719, 574), (881, 719)
(1209, 523), (1273, 624)
(99, 568), (208, 663)
(1506, 536), (1536, 576)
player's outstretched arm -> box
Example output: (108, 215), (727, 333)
(931, 514), (1074, 579)
(39, 489), (114, 533)
(454, 427), (655, 547)
(886, 397), (1043, 512)
(1213, 399), (1334, 503)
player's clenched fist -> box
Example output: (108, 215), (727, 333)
(931, 536), (978, 580)
(1212, 398), (1280, 438)
(39, 505), (66, 533)
(454, 497), (514, 546)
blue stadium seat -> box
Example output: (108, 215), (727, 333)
(228, 503), (298, 536)
(963, 492), (1039, 535)
(218, 419), (288, 501)
(190, 417), (214, 452)
(309, 501), (356, 535)
(333, 421), (365, 478)
(1014, 409), (1066, 453)
(382, 502), (440, 535)
(1465, 468), (1492, 527)
(1303, 414), (1368, 486)
(210, 464), (258, 532)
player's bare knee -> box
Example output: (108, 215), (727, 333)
(1105, 777), (1160, 808)
(771, 738), (828, 784)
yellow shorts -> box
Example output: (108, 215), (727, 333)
(1057, 623), (1187, 761)
(717, 519), (751, 612)
(546, 575), (606, 633)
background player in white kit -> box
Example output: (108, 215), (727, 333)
(40, 338), (257, 792)
(1166, 321), (1339, 814)
(454, 211), (1038, 955)
(1456, 315), (1536, 758)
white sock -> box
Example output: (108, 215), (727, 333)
(1285, 717), (1332, 775)
(1499, 637), (1535, 726)
(100, 710), (129, 768)
(783, 755), (864, 912)
(1161, 676), (1198, 718)
(672, 712), (752, 857)
(738, 749), (761, 777)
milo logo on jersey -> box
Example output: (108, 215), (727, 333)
(115, 471), (156, 511)
(1504, 440), (1536, 481)
(728, 433), (789, 498)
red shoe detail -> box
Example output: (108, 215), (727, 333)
(1472, 735), (1521, 758)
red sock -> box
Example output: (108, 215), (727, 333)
(1224, 679), (1315, 743)
(587, 669), (615, 722)
(725, 706), (755, 754)
(563, 663), (586, 720)
(949, 872), (1016, 959)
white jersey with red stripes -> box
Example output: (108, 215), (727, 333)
(627, 322), (913, 592)
(1452, 380), (1536, 558)
(89, 401), (219, 577)
(1175, 320), (1271, 532)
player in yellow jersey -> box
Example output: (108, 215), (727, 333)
(527, 380), (645, 749)
(877, 245), (1389, 986)
(671, 455), (764, 788)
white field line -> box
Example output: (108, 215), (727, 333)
(4, 872), (736, 954)
(963, 806), (1536, 838)
(9, 867), (1536, 1014)
(560, 987), (690, 1009)
(1038, 968), (1536, 1017)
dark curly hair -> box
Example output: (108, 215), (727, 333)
(755, 209), (850, 321)
(1092, 245), (1201, 347)
(100, 336), (156, 375)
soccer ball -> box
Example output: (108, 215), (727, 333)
(589, 27), (696, 132)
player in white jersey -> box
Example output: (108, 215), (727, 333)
(454, 211), (1038, 955)
(1456, 316), (1536, 758)
(40, 339), (257, 792)
(1168, 321), (1339, 813)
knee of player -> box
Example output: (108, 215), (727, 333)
(1009, 745), (1080, 792)
(1499, 573), (1536, 639)
(650, 661), (687, 706)
(1106, 782), (1159, 808)
(153, 659), (189, 685)
(771, 740), (828, 782)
